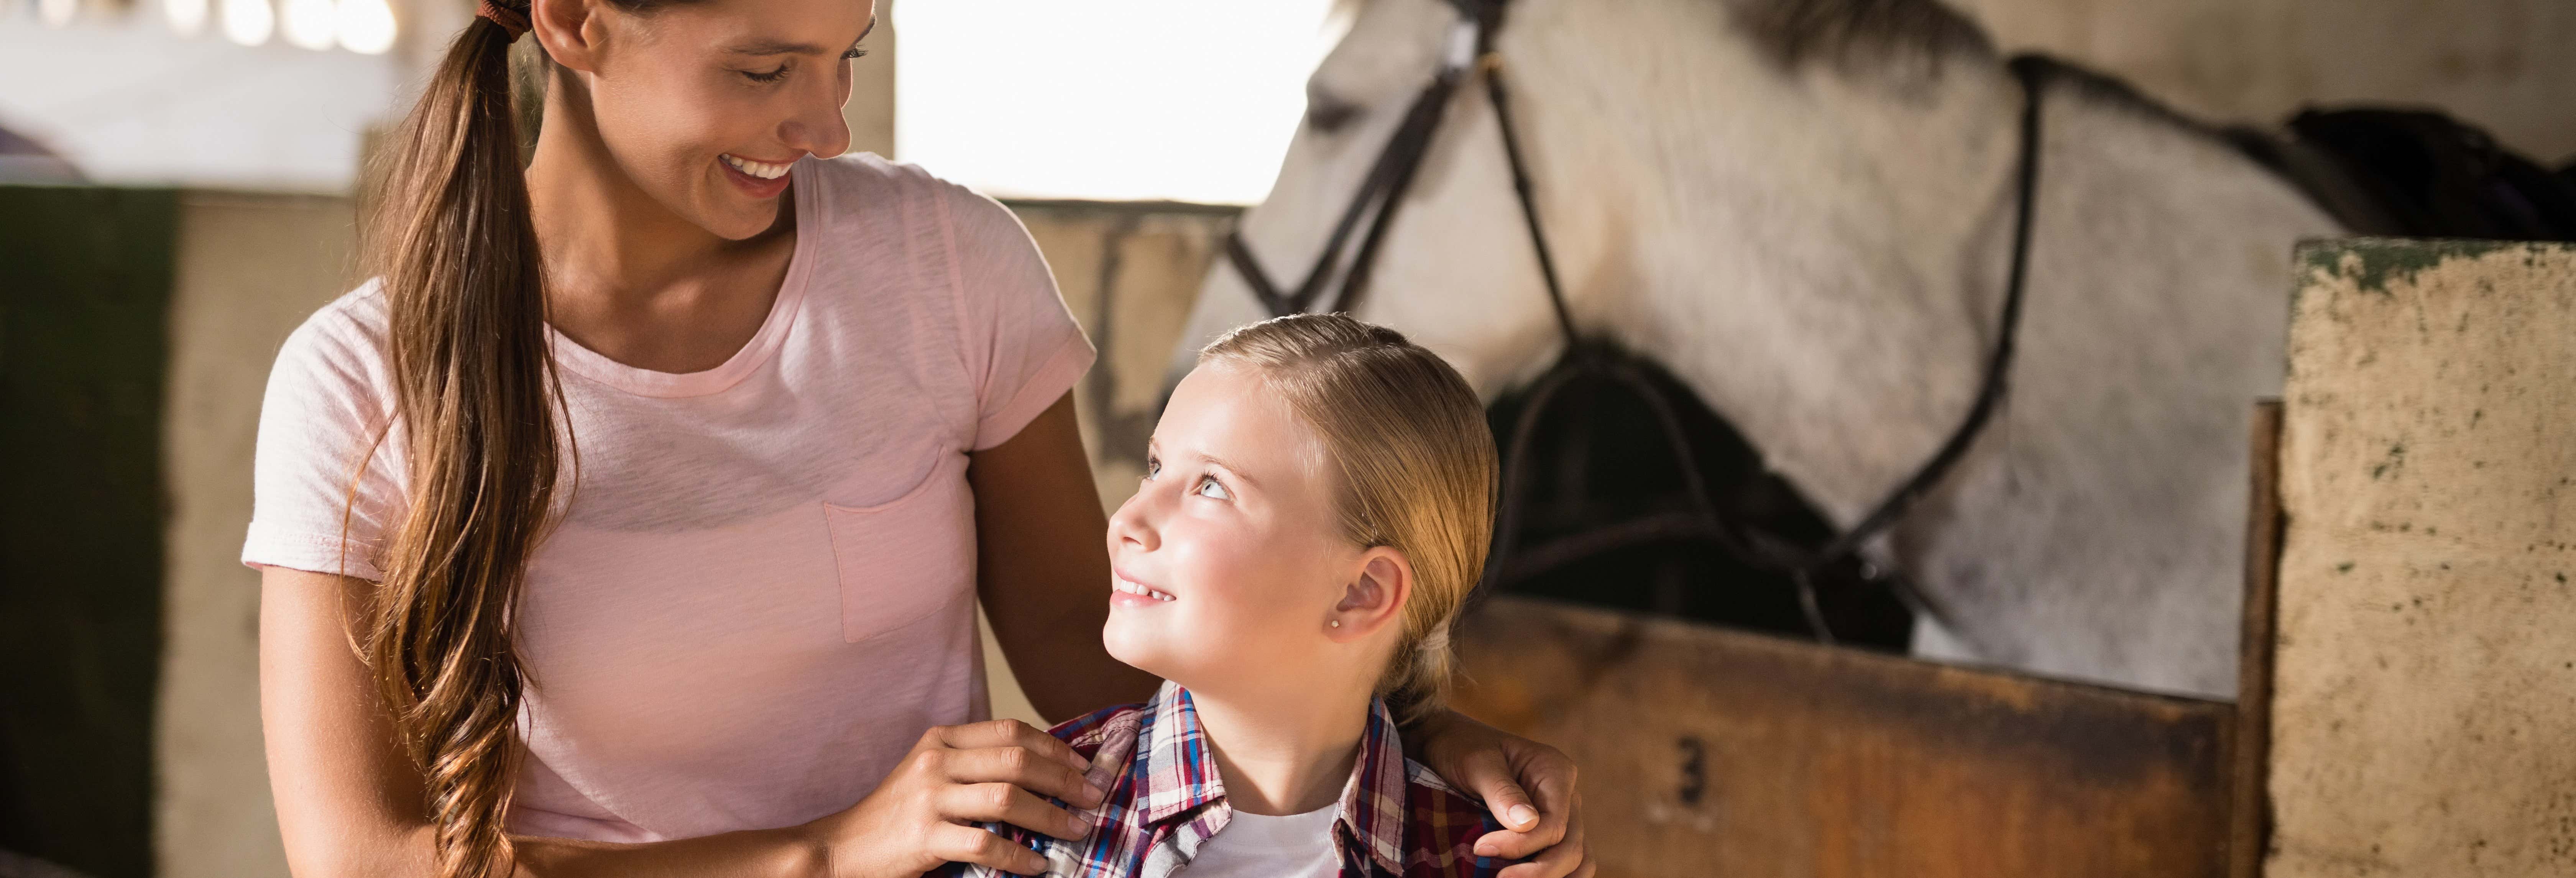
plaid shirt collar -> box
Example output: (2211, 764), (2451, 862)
(1132, 681), (1412, 875)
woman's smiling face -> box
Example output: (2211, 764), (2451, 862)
(1102, 362), (1376, 693)
(540, 0), (872, 239)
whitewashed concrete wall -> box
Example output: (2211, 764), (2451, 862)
(1955, 0), (2576, 161)
(2271, 239), (2576, 876)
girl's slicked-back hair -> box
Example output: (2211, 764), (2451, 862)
(1198, 313), (1498, 724)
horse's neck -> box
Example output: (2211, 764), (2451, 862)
(1518, 0), (2028, 524)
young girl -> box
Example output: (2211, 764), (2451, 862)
(248, 0), (1592, 875)
(956, 314), (1513, 877)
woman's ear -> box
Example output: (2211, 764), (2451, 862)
(1331, 548), (1413, 641)
(530, 0), (603, 73)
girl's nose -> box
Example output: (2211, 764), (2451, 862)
(1107, 485), (1161, 552)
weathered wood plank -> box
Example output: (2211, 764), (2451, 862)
(2234, 399), (2285, 878)
(1452, 596), (2234, 878)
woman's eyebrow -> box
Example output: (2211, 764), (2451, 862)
(726, 15), (874, 55)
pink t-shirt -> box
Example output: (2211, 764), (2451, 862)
(241, 155), (1094, 842)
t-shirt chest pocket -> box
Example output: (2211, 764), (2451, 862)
(821, 449), (976, 643)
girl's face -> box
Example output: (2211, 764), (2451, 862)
(539, 0), (871, 240)
(1104, 363), (1407, 698)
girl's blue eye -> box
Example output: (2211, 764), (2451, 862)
(1195, 477), (1230, 501)
(1143, 456), (1160, 480)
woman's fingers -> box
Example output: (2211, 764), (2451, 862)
(938, 741), (1106, 809)
(1463, 750), (1544, 834)
(941, 782), (1091, 841)
(1497, 800), (1586, 878)
(1467, 749), (1574, 859)
(932, 719), (1091, 774)
(930, 822), (1050, 876)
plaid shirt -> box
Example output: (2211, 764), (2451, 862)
(942, 681), (1511, 878)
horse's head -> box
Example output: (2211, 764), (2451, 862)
(1171, 0), (1583, 397)
(1174, 0), (2016, 519)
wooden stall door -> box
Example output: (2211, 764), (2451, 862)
(1451, 597), (2237, 878)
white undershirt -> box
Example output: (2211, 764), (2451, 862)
(1186, 804), (1342, 878)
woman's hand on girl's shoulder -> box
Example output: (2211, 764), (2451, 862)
(795, 719), (1104, 877)
(1411, 710), (1593, 878)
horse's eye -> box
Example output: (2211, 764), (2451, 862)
(1305, 90), (1364, 133)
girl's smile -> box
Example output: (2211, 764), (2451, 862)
(1109, 569), (1176, 606)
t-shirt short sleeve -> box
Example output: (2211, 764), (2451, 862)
(241, 287), (407, 581)
(935, 181), (1096, 451)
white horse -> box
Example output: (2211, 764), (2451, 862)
(1171, 0), (2344, 699)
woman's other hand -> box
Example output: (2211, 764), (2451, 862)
(798, 719), (1105, 877)
(1411, 710), (1592, 878)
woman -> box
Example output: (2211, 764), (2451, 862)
(247, 0), (1591, 875)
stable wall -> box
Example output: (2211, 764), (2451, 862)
(1958, 0), (2576, 162)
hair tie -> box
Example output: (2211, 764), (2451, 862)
(476, 0), (531, 39)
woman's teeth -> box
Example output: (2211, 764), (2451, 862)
(721, 154), (791, 180)
(1112, 577), (1175, 602)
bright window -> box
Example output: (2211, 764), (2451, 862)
(895, 0), (1343, 204)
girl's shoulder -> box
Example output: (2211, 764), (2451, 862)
(1043, 699), (1151, 766)
(1398, 759), (1516, 878)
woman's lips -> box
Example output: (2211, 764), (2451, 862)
(718, 153), (794, 199)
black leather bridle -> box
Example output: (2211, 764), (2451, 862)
(1227, 0), (2048, 643)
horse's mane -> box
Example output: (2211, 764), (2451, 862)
(1730, 0), (2228, 135)
(1333, 0), (2230, 142)
(1728, 0), (1992, 70)
(1331, 0), (1990, 70)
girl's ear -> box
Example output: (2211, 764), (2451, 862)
(530, 0), (603, 73)
(1330, 548), (1413, 641)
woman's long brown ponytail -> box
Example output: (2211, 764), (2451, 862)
(357, 10), (561, 878)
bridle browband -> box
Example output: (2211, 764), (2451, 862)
(1227, 0), (2047, 641)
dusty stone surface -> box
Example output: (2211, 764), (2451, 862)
(159, 192), (360, 878)
(2270, 238), (2576, 876)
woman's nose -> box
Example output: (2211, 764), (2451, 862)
(779, 71), (854, 159)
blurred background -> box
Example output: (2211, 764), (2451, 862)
(2, 0), (2571, 876)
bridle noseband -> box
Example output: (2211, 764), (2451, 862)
(1227, 0), (2048, 643)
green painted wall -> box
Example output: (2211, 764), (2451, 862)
(1, 186), (177, 878)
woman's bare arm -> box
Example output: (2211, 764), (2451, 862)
(260, 566), (446, 878)
(968, 392), (1161, 723)
(260, 568), (1095, 878)
(261, 566), (823, 877)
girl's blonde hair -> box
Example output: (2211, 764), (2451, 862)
(1199, 313), (1498, 724)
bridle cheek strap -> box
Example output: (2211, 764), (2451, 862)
(1224, 18), (1482, 318)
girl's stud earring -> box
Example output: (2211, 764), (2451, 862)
(1329, 619), (1342, 629)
